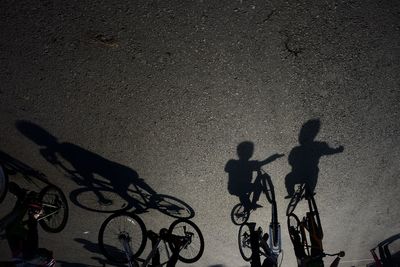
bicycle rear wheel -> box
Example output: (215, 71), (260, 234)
(168, 219), (204, 263)
(0, 164), (8, 203)
(98, 212), (147, 263)
(238, 224), (252, 261)
(231, 203), (250, 225)
(39, 185), (69, 233)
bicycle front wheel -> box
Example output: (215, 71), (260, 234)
(231, 203), (250, 225)
(168, 219), (204, 263)
(98, 212), (147, 263)
(0, 164), (8, 203)
(238, 224), (252, 261)
(39, 185), (69, 233)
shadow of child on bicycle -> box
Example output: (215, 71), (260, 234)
(225, 141), (284, 212)
(16, 120), (157, 213)
(284, 119), (344, 198)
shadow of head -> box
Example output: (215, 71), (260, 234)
(299, 119), (320, 145)
(16, 120), (58, 147)
(237, 141), (254, 161)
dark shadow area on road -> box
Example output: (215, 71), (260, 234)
(284, 119), (344, 198)
(16, 120), (194, 219)
(70, 238), (125, 267)
(225, 141), (283, 225)
(0, 150), (52, 187)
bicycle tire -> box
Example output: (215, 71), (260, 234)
(168, 218), (204, 263)
(98, 212), (147, 263)
(286, 184), (305, 216)
(308, 193), (323, 239)
(38, 185), (69, 233)
(271, 202), (279, 247)
(69, 188), (131, 213)
(238, 224), (252, 261)
(150, 194), (195, 219)
(263, 174), (275, 204)
(231, 203), (250, 225)
(0, 164), (8, 203)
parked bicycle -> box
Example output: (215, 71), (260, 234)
(0, 180), (67, 267)
(0, 151), (51, 204)
(370, 233), (400, 267)
(0, 182), (69, 234)
(238, 222), (282, 267)
(287, 183), (344, 267)
(98, 212), (204, 267)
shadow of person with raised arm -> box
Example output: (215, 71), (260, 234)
(225, 141), (284, 211)
(285, 119), (344, 198)
(15, 120), (156, 213)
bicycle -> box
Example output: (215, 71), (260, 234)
(98, 212), (204, 267)
(287, 184), (344, 267)
(0, 181), (69, 234)
(238, 222), (282, 267)
(69, 177), (194, 218)
(47, 160), (194, 218)
(231, 168), (280, 247)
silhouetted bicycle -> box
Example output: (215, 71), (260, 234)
(0, 182), (68, 233)
(231, 168), (280, 247)
(69, 178), (195, 218)
(98, 212), (204, 267)
(287, 184), (344, 267)
(238, 222), (282, 267)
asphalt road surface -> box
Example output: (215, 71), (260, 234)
(1, 0), (400, 266)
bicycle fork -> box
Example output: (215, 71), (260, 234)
(119, 235), (138, 267)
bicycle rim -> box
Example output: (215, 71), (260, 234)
(231, 203), (250, 225)
(39, 185), (69, 233)
(238, 224), (252, 261)
(168, 219), (204, 263)
(98, 212), (146, 263)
